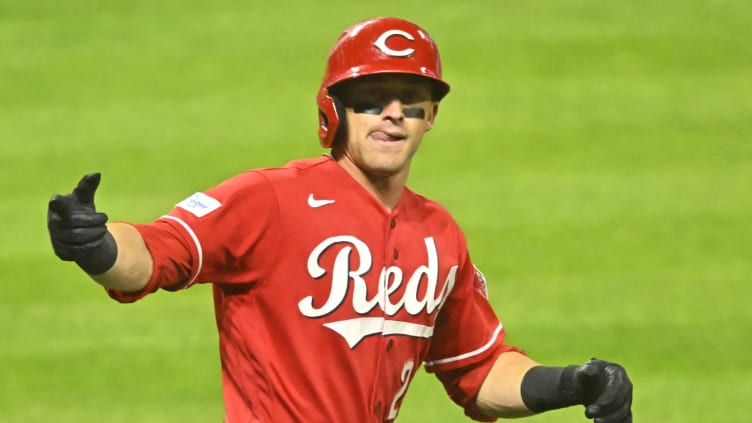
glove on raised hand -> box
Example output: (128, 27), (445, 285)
(48, 173), (117, 275)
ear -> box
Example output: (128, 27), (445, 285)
(425, 103), (439, 131)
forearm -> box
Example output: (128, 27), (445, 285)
(476, 351), (540, 418)
(478, 353), (633, 421)
(88, 222), (152, 292)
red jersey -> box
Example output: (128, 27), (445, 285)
(109, 156), (519, 422)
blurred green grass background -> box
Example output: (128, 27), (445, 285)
(1, 0), (750, 421)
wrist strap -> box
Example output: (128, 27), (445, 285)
(520, 365), (582, 413)
(75, 231), (118, 275)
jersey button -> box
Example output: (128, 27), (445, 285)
(393, 248), (399, 259)
(374, 400), (382, 415)
(386, 339), (394, 351)
(390, 218), (396, 229)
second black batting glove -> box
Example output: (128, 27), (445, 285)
(575, 359), (633, 423)
(48, 173), (118, 275)
(521, 358), (632, 423)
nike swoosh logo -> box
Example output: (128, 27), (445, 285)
(307, 193), (336, 208)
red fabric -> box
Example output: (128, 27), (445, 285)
(107, 157), (518, 422)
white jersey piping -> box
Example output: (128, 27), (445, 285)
(423, 323), (503, 367)
(161, 215), (203, 288)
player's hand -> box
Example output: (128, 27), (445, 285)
(48, 173), (117, 274)
(574, 359), (632, 423)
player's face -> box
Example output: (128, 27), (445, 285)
(335, 74), (438, 180)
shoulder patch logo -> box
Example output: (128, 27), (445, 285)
(473, 265), (489, 298)
(177, 192), (222, 218)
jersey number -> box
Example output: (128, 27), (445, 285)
(387, 360), (415, 419)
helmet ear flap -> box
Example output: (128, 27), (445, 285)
(330, 95), (347, 147)
(317, 91), (347, 148)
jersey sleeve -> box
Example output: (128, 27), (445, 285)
(424, 231), (523, 422)
(107, 170), (279, 303)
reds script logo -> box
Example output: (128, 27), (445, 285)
(299, 236), (457, 348)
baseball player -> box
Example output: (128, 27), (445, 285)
(47, 17), (632, 422)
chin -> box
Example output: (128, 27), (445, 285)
(366, 163), (405, 178)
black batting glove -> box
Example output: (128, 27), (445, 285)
(574, 359), (633, 423)
(48, 173), (117, 275)
(521, 358), (632, 422)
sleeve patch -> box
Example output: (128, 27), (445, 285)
(176, 192), (222, 218)
(473, 265), (489, 298)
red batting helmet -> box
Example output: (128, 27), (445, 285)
(316, 17), (451, 148)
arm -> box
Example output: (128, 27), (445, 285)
(477, 353), (633, 422)
(90, 222), (152, 292)
(476, 351), (539, 418)
(48, 173), (152, 292)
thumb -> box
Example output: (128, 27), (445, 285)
(574, 359), (606, 403)
(576, 360), (602, 384)
(48, 194), (73, 220)
(72, 173), (102, 208)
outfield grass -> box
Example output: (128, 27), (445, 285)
(1, 0), (750, 421)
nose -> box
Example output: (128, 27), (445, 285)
(381, 99), (404, 120)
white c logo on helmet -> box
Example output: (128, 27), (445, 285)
(374, 29), (415, 57)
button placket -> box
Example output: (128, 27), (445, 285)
(387, 215), (398, 261)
